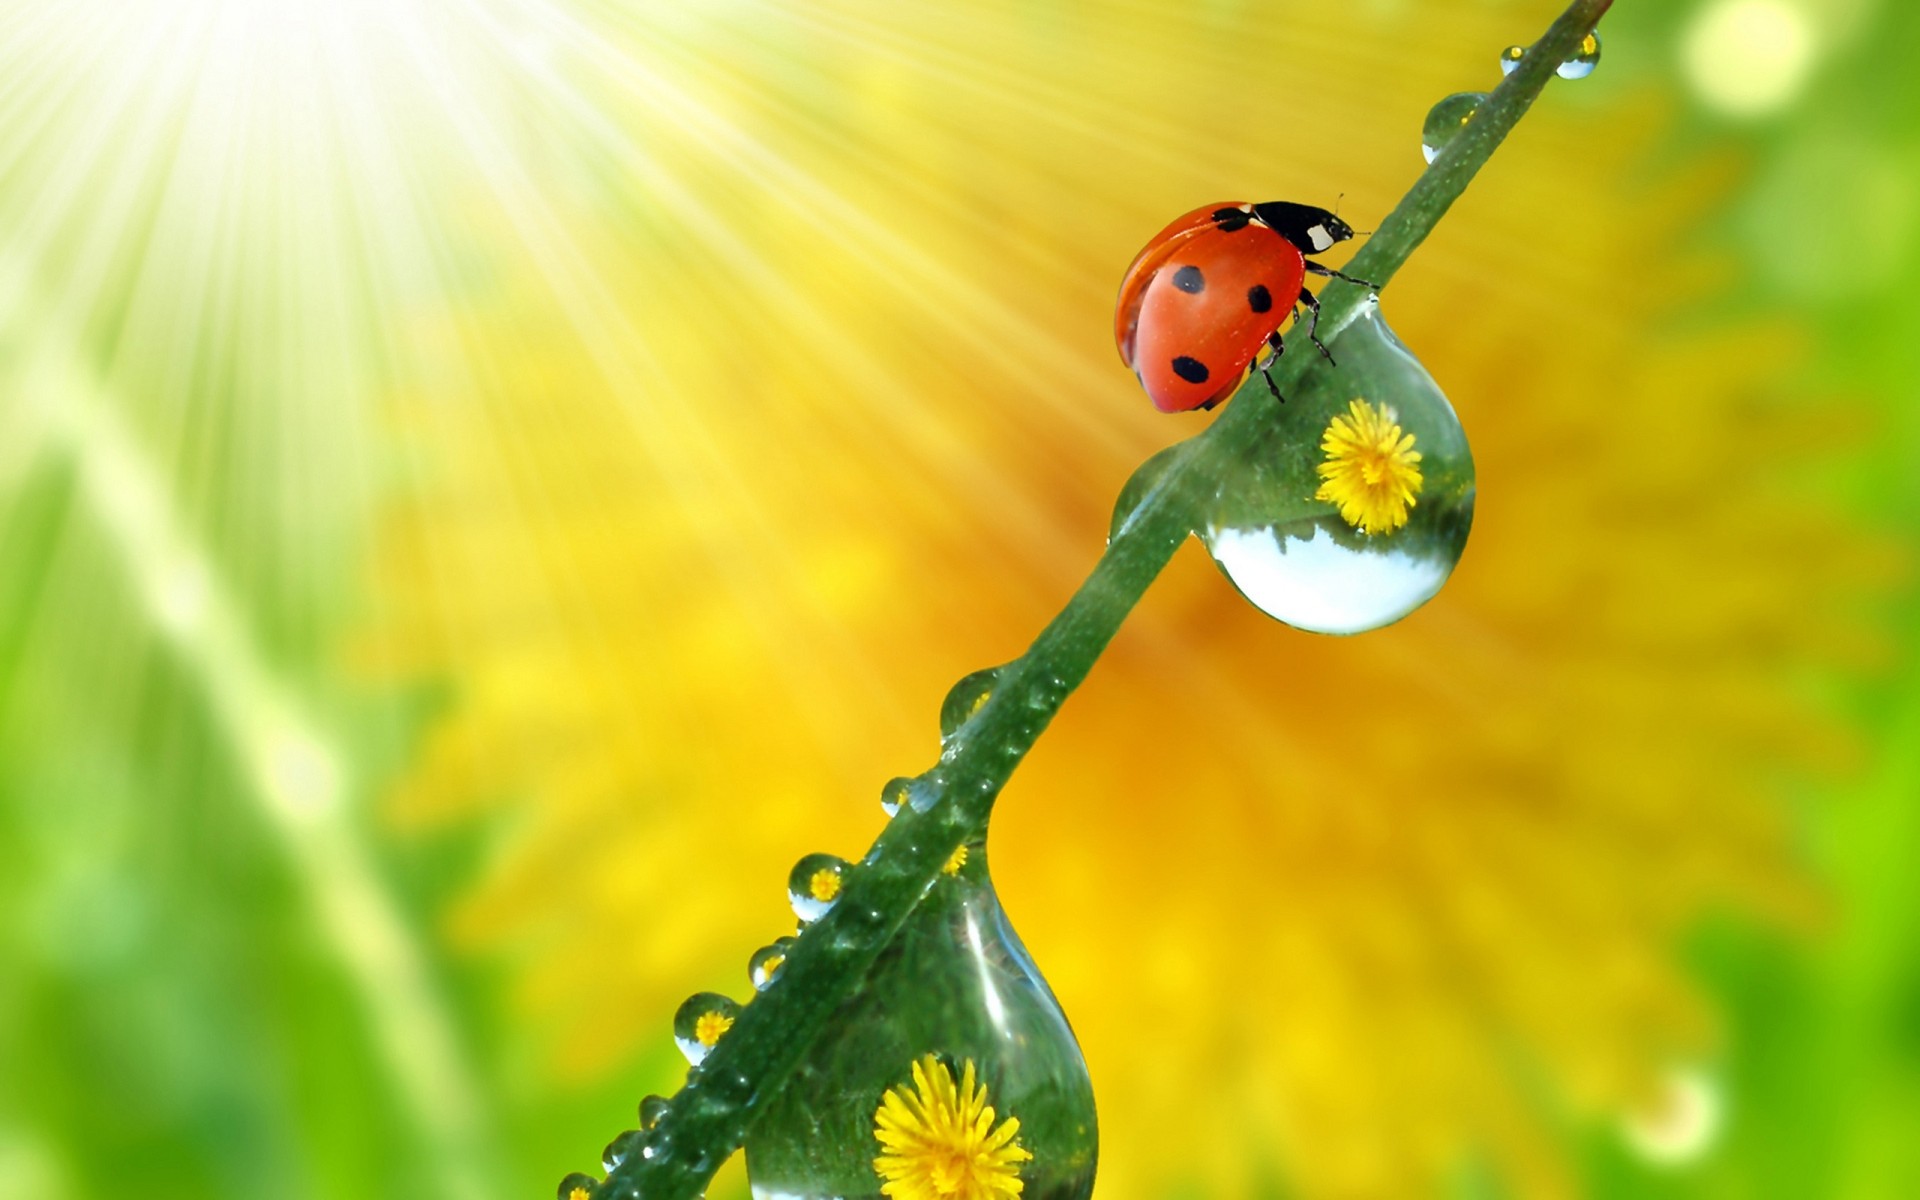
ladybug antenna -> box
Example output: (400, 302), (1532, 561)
(1334, 192), (1345, 217)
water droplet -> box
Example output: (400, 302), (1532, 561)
(638, 1094), (670, 1130)
(787, 853), (852, 923)
(749, 937), (796, 990)
(1496, 31), (1602, 80)
(602, 1129), (644, 1172)
(880, 774), (940, 817)
(1109, 443), (1187, 541)
(556, 1172), (599, 1200)
(745, 844), (1096, 1199)
(1197, 298), (1474, 635)
(939, 665), (1006, 741)
(673, 992), (742, 1066)
(1558, 30), (1602, 78)
(1421, 91), (1486, 164)
(879, 775), (912, 817)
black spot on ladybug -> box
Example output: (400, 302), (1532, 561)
(1247, 284), (1273, 313)
(1171, 356), (1210, 384)
(1172, 265), (1205, 293)
(1210, 207), (1252, 232)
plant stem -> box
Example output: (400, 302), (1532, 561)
(594, 3), (1610, 1196)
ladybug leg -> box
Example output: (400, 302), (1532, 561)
(1305, 261), (1379, 289)
(1259, 331), (1286, 402)
(1295, 287), (1336, 365)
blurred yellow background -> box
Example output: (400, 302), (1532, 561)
(1, 0), (1914, 1197)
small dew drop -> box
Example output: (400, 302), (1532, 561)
(879, 775), (913, 817)
(880, 774), (940, 817)
(938, 665), (1006, 741)
(749, 937), (796, 990)
(1109, 442), (1185, 541)
(1496, 31), (1601, 81)
(787, 853), (852, 923)
(1421, 92), (1486, 164)
(673, 992), (742, 1066)
(556, 1172), (599, 1200)
(601, 1129), (644, 1172)
(638, 1094), (670, 1130)
(1558, 30), (1602, 79)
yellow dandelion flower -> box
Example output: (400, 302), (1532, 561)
(809, 867), (843, 903)
(943, 845), (969, 876)
(1314, 398), (1424, 535)
(874, 1056), (1032, 1200)
(694, 1010), (733, 1048)
(568, 1189), (591, 1200)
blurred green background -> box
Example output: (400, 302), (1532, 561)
(1, 0), (1915, 1197)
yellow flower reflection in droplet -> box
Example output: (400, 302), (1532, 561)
(694, 1010), (733, 1048)
(943, 845), (969, 876)
(1314, 398), (1423, 535)
(874, 1056), (1032, 1200)
(809, 868), (843, 903)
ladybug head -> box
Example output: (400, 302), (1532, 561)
(1251, 201), (1355, 256)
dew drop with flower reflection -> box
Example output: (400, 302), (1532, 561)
(673, 992), (741, 1066)
(1195, 297), (1473, 634)
(788, 852), (852, 923)
(744, 842), (1095, 1200)
(750, 937), (797, 991)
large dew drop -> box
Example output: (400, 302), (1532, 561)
(745, 842), (1096, 1200)
(1198, 298), (1473, 635)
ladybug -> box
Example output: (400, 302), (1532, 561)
(1115, 201), (1373, 412)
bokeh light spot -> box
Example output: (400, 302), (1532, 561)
(1683, 0), (1817, 117)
